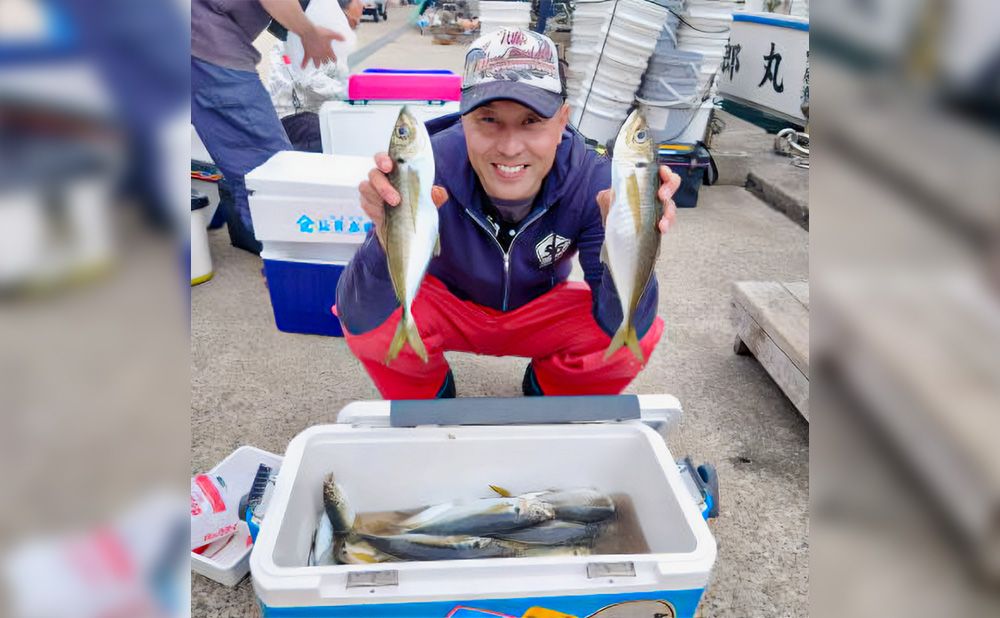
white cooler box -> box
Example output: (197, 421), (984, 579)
(251, 396), (717, 617)
(246, 151), (373, 337)
(319, 100), (460, 158)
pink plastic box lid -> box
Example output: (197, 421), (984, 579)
(348, 71), (461, 102)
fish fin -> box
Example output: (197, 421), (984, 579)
(626, 172), (642, 236)
(434, 233), (441, 257)
(408, 168), (421, 234)
(404, 313), (428, 363)
(386, 316), (408, 364)
(625, 327), (643, 361)
(600, 241), (609, 265)
(604, 322), (644, 362)
(489, 484), (512, 497)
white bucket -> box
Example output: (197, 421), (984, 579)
(638, 96), (703, 143)
(191, 197), (213, 286)
(577, 104), (629, 145)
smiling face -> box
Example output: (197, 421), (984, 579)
(462, 100), (570, 201)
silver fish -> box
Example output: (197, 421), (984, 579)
(524, 488), (616, 523)
(310, 510), (336, 566)
(360, 533), (517, 561)
(336, 536), (397, 565)
(489, 520), (601, 546)
(602, 109), (662, 361)
(401, 497), (555, 535)
(322, 473), (356, 534)
(384, 105), (440, 364)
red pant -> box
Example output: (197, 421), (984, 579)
(337, 276), (664, 399)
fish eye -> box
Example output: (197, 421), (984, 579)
(635, 130), (647, 142)
(397, 126), (410, 139)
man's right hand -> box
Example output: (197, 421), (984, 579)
(300, 24), (344, 68)
(358, 152), (449, 248)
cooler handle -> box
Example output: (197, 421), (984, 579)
(389, 395), (641, 427)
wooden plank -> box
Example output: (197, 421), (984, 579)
(733, 304), (810, 420)
(733, 281), (810, 375)
(782, 280), (809, 310)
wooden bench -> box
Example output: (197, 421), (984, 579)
(732, 281), (810, 420)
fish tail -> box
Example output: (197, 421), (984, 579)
(386, 317), (408, 364)
(605, 322), (644, 362)
(405, 314), (428, 363)
(386, 310), (428, 364)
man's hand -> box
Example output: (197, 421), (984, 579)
(358, 152), (448, 248)
(596, 165), (680, 235)
(300, 24), (344, 68)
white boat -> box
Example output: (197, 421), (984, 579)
(717, 11), (809, 125)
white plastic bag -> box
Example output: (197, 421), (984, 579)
(190, 474), (239, 550)
(285, 0), (357, 75)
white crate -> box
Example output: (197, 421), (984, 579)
(246, 151), (373, 260)
(192, 446), (282, 587)
(251, 399), (716, 616)
(319, 100), (459, 158)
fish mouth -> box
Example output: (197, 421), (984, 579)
(491, 162), (530, 181)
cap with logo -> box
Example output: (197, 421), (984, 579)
(460, 27), (565, 119)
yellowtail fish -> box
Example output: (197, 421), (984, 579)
(489, 520), (601, 546)
(359, 533), (517, 561)
(401, 497), (554, 535)
(322, 473), (356, 534)
(383, 105), (440, 363)
(602, 109), (662, 361)
(336, 536), (397, 564)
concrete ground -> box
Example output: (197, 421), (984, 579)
(193, 14), (809, 617)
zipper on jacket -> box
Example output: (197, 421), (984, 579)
(464, 207), (548, 311)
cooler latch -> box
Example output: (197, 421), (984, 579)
(346, 570), (398, 588)
(586, 561), (636, 578)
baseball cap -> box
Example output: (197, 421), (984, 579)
(460, 27), (565, 118)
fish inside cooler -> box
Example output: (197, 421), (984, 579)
(261, 422), (708, 572)
(308, 481), (653, 565)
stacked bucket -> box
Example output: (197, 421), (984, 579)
(675, 0), (738, 96)
(567, 0), (670, 145)
(478, 1), (532, 34)
(637, 1), (705, 143)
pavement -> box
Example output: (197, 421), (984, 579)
(192, 14), (809, 617)
(710, 110), (810, 229)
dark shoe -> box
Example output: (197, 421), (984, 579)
(436, 369), (456, 399)
(522, 363), (544, 397)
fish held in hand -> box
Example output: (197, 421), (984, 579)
(383, 105), (440, 364)
(602, 109), (662, 361)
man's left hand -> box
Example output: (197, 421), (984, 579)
(596, 165), (680, 235)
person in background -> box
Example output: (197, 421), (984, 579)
(267, 0), (364, 153)
(192, 0), (345, 254)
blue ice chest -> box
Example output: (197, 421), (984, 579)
(262, 260), (346, 337)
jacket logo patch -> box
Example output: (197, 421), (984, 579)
(535, 233), (571, 268)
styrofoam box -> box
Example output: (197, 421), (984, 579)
(251, 409), (716, 616)
(192, 446), (283, 587)
(319, 100), (460, 158)
(246, 151), (373, 246)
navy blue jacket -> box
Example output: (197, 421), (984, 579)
(335, 113), (658, 340)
